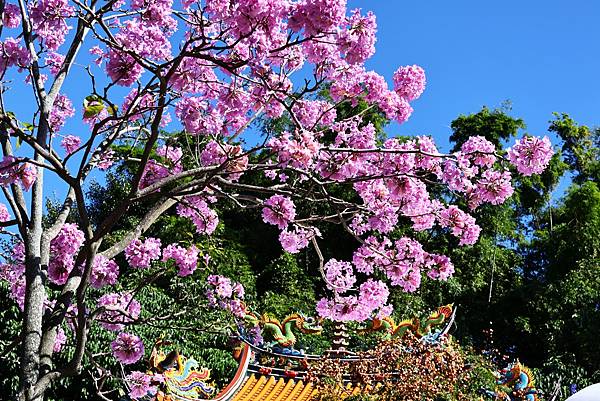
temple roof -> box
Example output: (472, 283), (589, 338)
(231, 375), (316, 401)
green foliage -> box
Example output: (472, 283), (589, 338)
(0, 284), (21, 396)
(449, 104), (525, 151)
(549, 112), (600, 183)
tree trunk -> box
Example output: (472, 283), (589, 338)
(20, 230), (46, 401)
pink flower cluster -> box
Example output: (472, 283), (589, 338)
(393, 65), (426, 102)
(268, 130), (320, 171)
(0, 156), (37, 191)
(439, 206), (482, 246)
(47, 223), (85, 285)
(97, 292), (141, 331)
(200, 141), (249, 181)
(126, 371), (159, 399)
(262, 195), (296, 230)
(176, 195), (219, 235)
(53, 327), (67, 353)
(0, 37), (30, 74)
(162, 244), (199, 277)
(316, 279), (391, 322)
(289, 0), (347, 36)
(324, 259), (356, 293)
(29, 0), (74, 50)
(90, 255), (120, 289)
(508, 135), (554, 176)
(124, 237), (162, 268)
(0, 242), (26, 309)
(3, 4), (20, 28)
(316, 235), (456, 322)
(0, 202), (11, 223)
(279, 227), (320, 253)
(291, 100), (337, 129)
(45, 52), (65, 75)
(206, 275), (246, 319)
(138, 145), (184, 190)
(49, 94), (75, 133)
(111, 332), (144, 365)
(101, 0), (176, 87)
(338, 9), (377, 65)
(60, 135), (81, 155)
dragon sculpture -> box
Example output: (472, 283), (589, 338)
(358, 304), (454, 341)
(236, 304), (323, 352)
(260, 312), (323, 348)
(480, 361), (541, 401)
(145, 339), (216, 401)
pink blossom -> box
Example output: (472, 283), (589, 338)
(124, 238), (162, 268)
(49, 94), (75, 132)
(115, 19), (171, 60)
(206, 275), (246, 319)
(461, 136), (497, 167)
(126, 371), (156, 399)
(176, 196), (219, 235)
(262, 195), (296, 229)
(175, 97), (223, 135)
(97, 292), (141, 331)
(3, 4), (21, 28)
(289, 0), (347, 36)
(19, 163), (37, 191)
(474, 169), (514, 206)
(53, 327), (67, 353)
(0, 203), (10, 222)
(47, 257), (74, 285)
(426, 254), (454, 281)
(106, 49), (143, 86)
(170, 57), (219, 94)
(122, 89), (157, 121)
(61, 135), (81, 155)
(291, 100), (337, 129)
(90, 255), (120, 288)
(139, 159), (170, 189)
(162, 244), (199, 277)
(268, 130), (319, 170)
(0, 37), (31, 74)
(111, 332), (144, 364)
(324, 259), (356, 293)
(50, 223), (84, 256)
(508, 135), (554, 176)
(29, 0), (74, 51)
(47, 223), (84, 285)
(156, 145), (183, 165)
(200, 141), (249, 181)
(278, 227), (319, 253)
(89, 46), (104, 65)
(439, 205), (481, 246)
(393, 65), (426, 101)
(338, 9), (377, 65)
(358, 279), (389, 312)
(45, 52), (65, 75)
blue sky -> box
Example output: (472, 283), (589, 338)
(355, 0), (600, 152)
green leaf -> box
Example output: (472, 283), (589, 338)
(83, 95), (105, 118)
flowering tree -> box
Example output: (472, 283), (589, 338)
(0, 0), (554, 399)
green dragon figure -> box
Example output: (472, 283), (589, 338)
(359, 304), (454, 340)
(260, 312), (323, 348)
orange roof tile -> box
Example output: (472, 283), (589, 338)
(230, 374), (318, 401)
